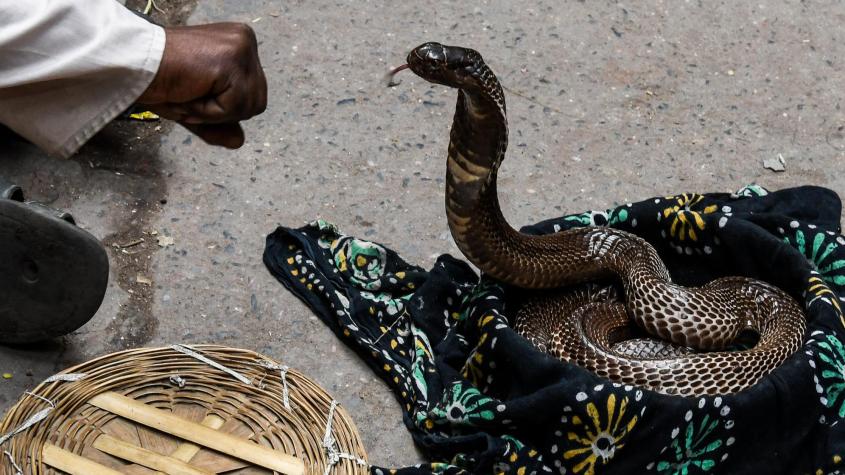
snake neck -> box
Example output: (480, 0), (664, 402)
(445, 85), (514, 269)
(445, 79), (613, 288)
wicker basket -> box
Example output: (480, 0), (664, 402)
(0, 345), (368, 474)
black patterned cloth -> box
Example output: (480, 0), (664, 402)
(264, 185), (845, 475)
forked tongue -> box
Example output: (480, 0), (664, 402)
(385, 63), (410, 87)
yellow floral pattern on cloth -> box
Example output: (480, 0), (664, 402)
(662, 194), (711, 241)
(806, 454), (843, 475)
(459, 282), (507, 391)
(807, 272), (845, 328)
(657, 193), (727, 255)
(462, 317), (502, 390)
(554, 385), (644, 475)
(493, 436), (544, 474)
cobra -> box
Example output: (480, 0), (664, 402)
(389, 42), (806, 396)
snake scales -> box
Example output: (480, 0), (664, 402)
(390, 42), (807, 396)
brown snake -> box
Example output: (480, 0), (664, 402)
(390, 42), (807, 396)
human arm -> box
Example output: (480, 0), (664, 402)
(0, 0), (266, 157)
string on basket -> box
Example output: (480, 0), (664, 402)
(3, 450), (22, 475)
(322, 400), (368, 475)
(255, 359), (292, 411)
(43, 373), (86, 383)
(0, 373), (85, 472)
(170, 344), (252, 385)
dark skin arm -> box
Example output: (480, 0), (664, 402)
(137, 23), (268, 148)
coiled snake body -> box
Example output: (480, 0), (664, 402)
(392, 42), (806, 396)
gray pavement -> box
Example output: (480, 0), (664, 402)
(2, 0), (845, 468)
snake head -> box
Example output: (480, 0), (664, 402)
(404, 42), (485, 90)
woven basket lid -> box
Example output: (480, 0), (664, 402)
(0, 345), (369, 474)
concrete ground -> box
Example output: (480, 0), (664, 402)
(2, 0), (845, 468)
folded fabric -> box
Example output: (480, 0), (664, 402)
(264, 185), (845, 475)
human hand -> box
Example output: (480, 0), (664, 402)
(137, 23), (268, 148)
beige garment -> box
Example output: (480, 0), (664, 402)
(0, 0), (165, 158)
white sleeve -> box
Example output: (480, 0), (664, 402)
(0, 0), (165, 158)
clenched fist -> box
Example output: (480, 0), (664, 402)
(137, 23), (268, 148)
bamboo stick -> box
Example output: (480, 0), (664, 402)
(88, 392), (304, 475)
(160, 414), (225, 468)
(42, 443), (125, 475)
(94, 434), (213, 475)
(153, 414), (249, 474)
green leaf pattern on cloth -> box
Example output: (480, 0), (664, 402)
(427, 382), (500, 427)
(647, 398), (734, 475)
(781, 223), (845, 288)
(561, 206), (630, 228)
(808, 330), (845, 421)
